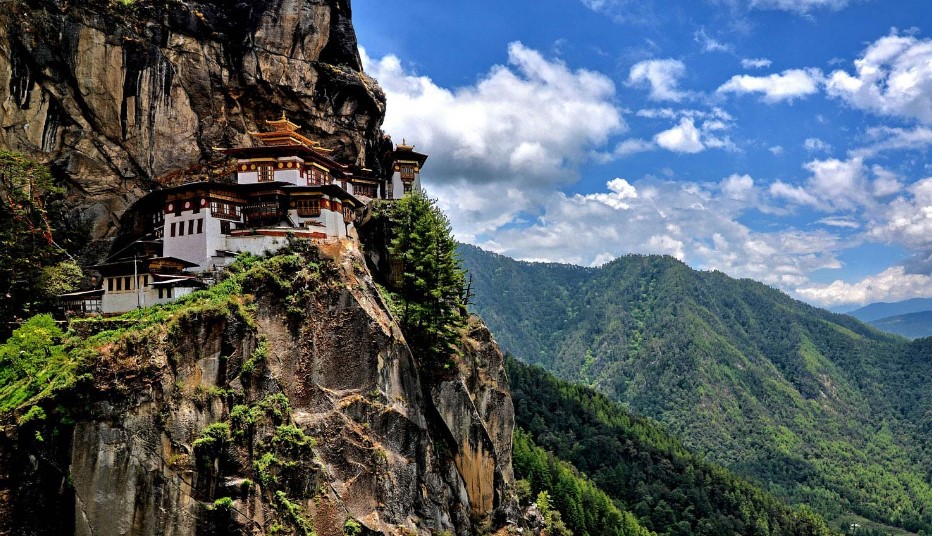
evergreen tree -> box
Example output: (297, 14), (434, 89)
(386, 190), (466, 361)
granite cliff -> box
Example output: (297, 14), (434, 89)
(0, 0), (388, 248)
(0, 241), (517, 535)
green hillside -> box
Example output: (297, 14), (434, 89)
(460, 244), (932, 533)
(509, 358), (836, 536)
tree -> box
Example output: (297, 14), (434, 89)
(386, 190), (467, 361)
(0, 150), (83, 335)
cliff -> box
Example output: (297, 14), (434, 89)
(0, 241), (516, 535)
(0, 0), (389, 246)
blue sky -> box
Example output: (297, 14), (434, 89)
(354, 0), (932, 309)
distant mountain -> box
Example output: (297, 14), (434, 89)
(459, 243), (932, 533)
(846, 297), (932, 323)
(869, 311), (932, 339)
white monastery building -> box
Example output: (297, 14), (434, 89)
(61, 115), (428, 315)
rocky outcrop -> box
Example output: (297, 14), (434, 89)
(0, 0), (389, 244)
(0, 241), (515, 535)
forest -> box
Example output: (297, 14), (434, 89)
(462, 244), (932, 533)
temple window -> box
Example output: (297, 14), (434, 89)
(124, 276), (131, 290)
(197, 218), (204, 234)
(188, 220), (195, 235)
(400, 165), (416, 180)
(296, 199), (321, 217)
(170, 222), (176, 237)
(258, 164), (274, 182)
(355, 184), (377, 198)
(108, 278), (114, 291)
(343, 205), (355, 223)
(116, 278), (122, 291)
(221, 221), (232, 235)
(403, 182), (413, 194)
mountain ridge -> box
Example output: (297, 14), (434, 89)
(459, 243), (932, 533)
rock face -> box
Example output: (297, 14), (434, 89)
(0, 0), (388, 243)
(0, 242), (516, 535)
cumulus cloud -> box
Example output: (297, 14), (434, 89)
(797, 266), (932, 307)
(741, 58), (773, 69)
(583, 178), (639, 209)
(770, 157), (888, 212)
(718, 68), (823, 102)
(826, 32), (932, 124)
(650, 117), (736, 154)
(478, 175), (844, 289)
(867, 177), (932, 250)
(655, 118), (705, 153)
(769, 145), (785, 155)
(720, 174), (756, 201)
(361, 43), (624, 240)
(628, 59), (689, 102)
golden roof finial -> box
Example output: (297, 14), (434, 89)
(397, 138), (414, 151)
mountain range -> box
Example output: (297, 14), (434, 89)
(845, 299), (932, 339)
(459, 244), (932, 534)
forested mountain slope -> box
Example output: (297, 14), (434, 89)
(460, 244), (932, 533)
(508, 358), (835, 536)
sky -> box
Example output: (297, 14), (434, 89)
(353, 0), (932, 310)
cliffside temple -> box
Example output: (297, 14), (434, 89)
(61, 115), (427, 316)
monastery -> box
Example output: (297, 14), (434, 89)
(60, 115), (428, 315)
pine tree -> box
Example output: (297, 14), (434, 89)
(387, 190), (466, 363)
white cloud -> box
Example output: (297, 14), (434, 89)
(768, 157), (899, 213)
(871, 165), (903, 197)
(769, 145), (785, 155)
(851, 125), (932, 158)
(721, 174), (756, 201)
(749, 0), (852, 14)
(769, 180), (823, 208)
(804, 138), (832, 152)
(797, 266), (932, 307)
(628, 59), (689, 102)
(480, 175), (845, 290)
(817, 217), (860, 229)
(655, 118), (705, 153)
(867, 177), (932, 250)
(804, 157), (871, 211)
(826, 32), (932, 124)
(578, 0), (655, 24)
(695, 28), (732, 53)
(361, 43), (624, 240)
(609, 138), (657, 158)
(717, 68), (823, 103)
(583, 178), (639, 209)
(742, 58), (773, 69)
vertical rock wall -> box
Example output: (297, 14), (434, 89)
(0, 0), (389, 244)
